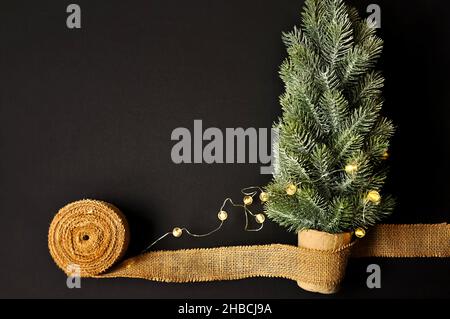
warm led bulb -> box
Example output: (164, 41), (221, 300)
(255, 214), (266, 224)
(172, 227), (183, 238)
(366, 190), (381, 204)
(286, 184), (297, 196)
(217, 210), (228, 221)
(345, 164), (358, 174)
(354, 227), (366, 238)
(259, 192), (269, 202)
(243, 196), (253, 206)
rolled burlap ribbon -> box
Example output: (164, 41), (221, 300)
(48, 200), (129, 277)
(48, 199), (450, 294)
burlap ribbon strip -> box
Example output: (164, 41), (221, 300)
(48, 200), (450, 293)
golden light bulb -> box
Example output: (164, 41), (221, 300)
(286, 184), (297, 196)
(172, 227), (183, 238)
(259, 192), (269, 202)
(354, 227), (366, 238)
(243, 196), (253, 206)
(345, 164), (358, 174)
(217, 210), (228, 221)
(255, 213), (266, 224)
(366, 190), (381, 204)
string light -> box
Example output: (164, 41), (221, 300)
(255, 214), (266, 224)
(344, 163), (358, 174)
(143, 166), (386, 252)
(243, 195), (253, 206)
(142, 186), (267, 252)
(354, 227), (366, 238)
(366, 190), (381, 205)
(217, 210), (228, 221)
(259, 192), (269, 202)
(286, 184), (297, 195)
(172, 227), (183, 238)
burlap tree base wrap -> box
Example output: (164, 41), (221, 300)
(48, 200), (450, 294)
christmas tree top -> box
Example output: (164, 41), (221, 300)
(264, 0), (395, 234)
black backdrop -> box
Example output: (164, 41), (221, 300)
(1, 0), (449, 298)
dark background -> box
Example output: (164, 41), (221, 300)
(0, 0), (449, 298)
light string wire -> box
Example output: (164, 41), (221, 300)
(142, 188), (266, 253)
(142, 165), (380, 252)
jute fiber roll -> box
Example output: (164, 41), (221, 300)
(48, 200), (129, 277)
(48, 199), (450, 294)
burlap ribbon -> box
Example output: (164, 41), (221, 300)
(48, 200), (450, 293)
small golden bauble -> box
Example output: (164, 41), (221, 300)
(255, 213), (266, 224)
(217, 210), (228, 221)
(243, 195), (253, 206)
(366, 190), (381, 204)
(345, 164), (358, 174)
(382, 151), (389, 160)
(354, 227), (366, 238)
(286, 184), (297, 196)
(172, 227), (183, 238)
(259, 191), (269, 202)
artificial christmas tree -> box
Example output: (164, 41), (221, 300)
(264, 0), (395, 292)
